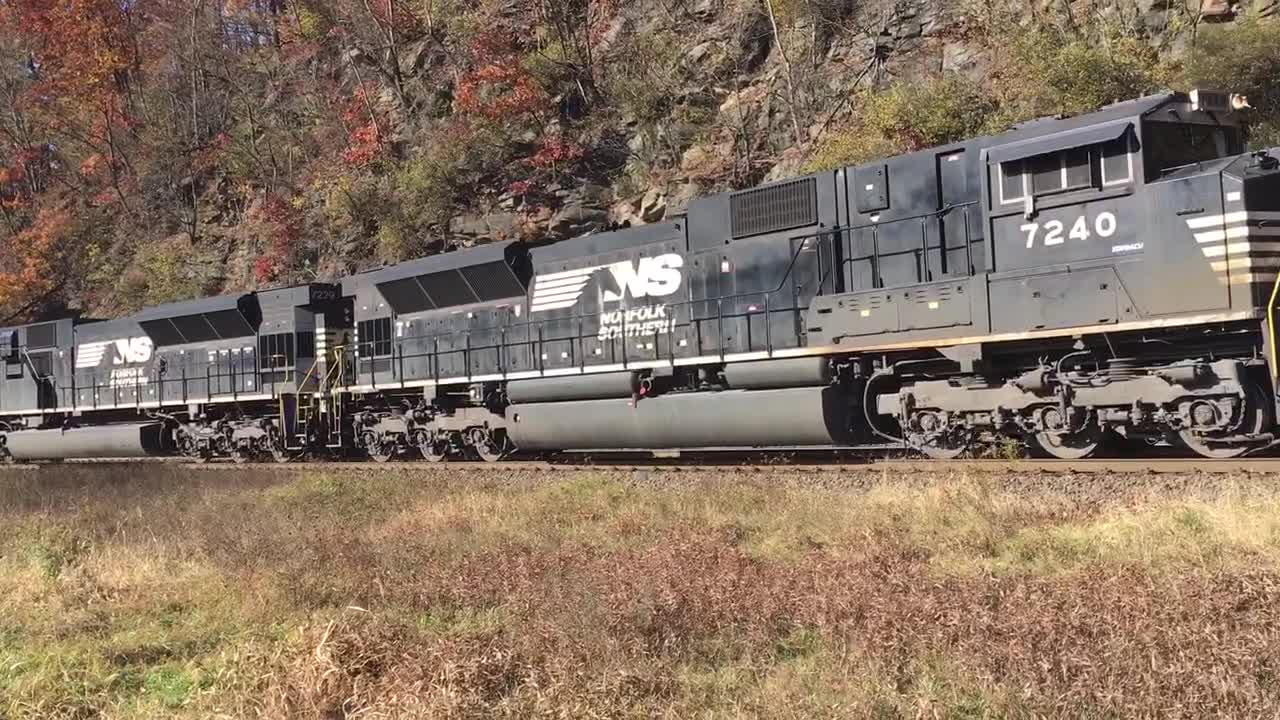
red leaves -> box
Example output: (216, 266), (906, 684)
(341, 123), (384, 166)
(528, 134), (584, 170)
(454, 31), (549, 124)
(339, 85), (389, 167)
(192, 133), (232, 175)
(250, 193), (303, 284)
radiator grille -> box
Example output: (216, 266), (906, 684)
(730, 178), (818, 239)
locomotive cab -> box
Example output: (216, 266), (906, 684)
(0, 318), (73, 418)
(253, 283), (347, 396)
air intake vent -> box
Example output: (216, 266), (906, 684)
(730, 178), (818, 240)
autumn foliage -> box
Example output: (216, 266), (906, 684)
(0, 0), (620, 319)
(250, 194), (304, 284)
(0, 0), (1273, 321)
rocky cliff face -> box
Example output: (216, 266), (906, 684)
(1, 0), (1276, 318)
(439, 0), (1276, 250)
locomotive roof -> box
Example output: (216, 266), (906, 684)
(343, 240), (528, 313)
(529, 221), (684, 264)
(134, 292), (254, 322)
(343, 240), (519, 290)
(995, 93), (1175, 147)
(254, 282), (341, 308)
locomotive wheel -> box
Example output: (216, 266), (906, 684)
(1032, 425), (1106, 460)
(912, 430), (969, 459)
(231, 447), (255, 464)
(415, 430), (449, 463)
(468, 428), (509, 463)
(364, 432), (395, 463)
(1179, 386), (1270, 459)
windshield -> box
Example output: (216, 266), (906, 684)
(1144, 121), (1241, 177)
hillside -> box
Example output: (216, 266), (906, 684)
(0, 0), (1277, 321)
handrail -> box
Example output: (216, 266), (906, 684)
(42, 202), (985, 407)
(335, 204), (985, 389)
(348, 225), (836, 359)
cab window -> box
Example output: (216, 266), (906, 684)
(998, 137), (1131, 205)
(1144, 121), (1241, 178)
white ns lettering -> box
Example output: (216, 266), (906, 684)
(113, 337), (153, 365)
(1022, 212), (1118, 249)
(602, 253), (684, 304)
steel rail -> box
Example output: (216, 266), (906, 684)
(9, 456), (1280, 474)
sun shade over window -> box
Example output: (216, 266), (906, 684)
(995, 124), (1136, 204)
(987, 121), (1132, 166)
(135, 294), (261, 346)
(363, 242), (529, 315)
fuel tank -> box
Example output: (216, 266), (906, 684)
(506, 372), (638, 403)
(722, 358), (832, 390)
(506, 386), (852, 450)
(2, 423), (168, 461)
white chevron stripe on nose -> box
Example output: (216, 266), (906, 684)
(75, 341), (110, 369)
(1185, 211), (1280, 229)
(530, 264), (608, 313)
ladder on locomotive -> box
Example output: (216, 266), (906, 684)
(277, 344), (350, 452)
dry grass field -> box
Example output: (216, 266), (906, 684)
(2, 464), (1280, 719)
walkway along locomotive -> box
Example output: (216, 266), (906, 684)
(1, 90), (1278, 461)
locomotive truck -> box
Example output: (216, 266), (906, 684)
(1, 89), (1278, 462)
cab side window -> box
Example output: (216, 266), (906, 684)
(998, 135), (1133, 205)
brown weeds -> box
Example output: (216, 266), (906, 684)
(1, 465), (1279, 718)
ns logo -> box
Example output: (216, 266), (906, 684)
(600, 254), (684, 304)
(530, 253), (685, 313)
(75, 336), (154, 369)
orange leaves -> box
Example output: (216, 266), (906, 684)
(0, 162), (29, 211)
(455, 64), (547, 123)
(338, 85), (389, 167)
(0, 206), (71, 309)
(78, 153), (109, 179)
(5, 0), (135, 106)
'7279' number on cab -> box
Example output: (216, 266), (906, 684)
(1022, 212), (1118, 249)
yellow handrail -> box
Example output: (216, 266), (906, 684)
(1267, 274), (1280, 381)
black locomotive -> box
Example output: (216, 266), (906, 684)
(2, 90), (1278, 462)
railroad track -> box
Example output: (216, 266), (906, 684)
(9, 455), (1280, 474)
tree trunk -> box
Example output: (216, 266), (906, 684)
(763, 0), (805, 150)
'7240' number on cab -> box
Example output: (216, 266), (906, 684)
(1021, 212), (1118, 249)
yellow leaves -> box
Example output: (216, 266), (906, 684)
(805, 76), (996, 172)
